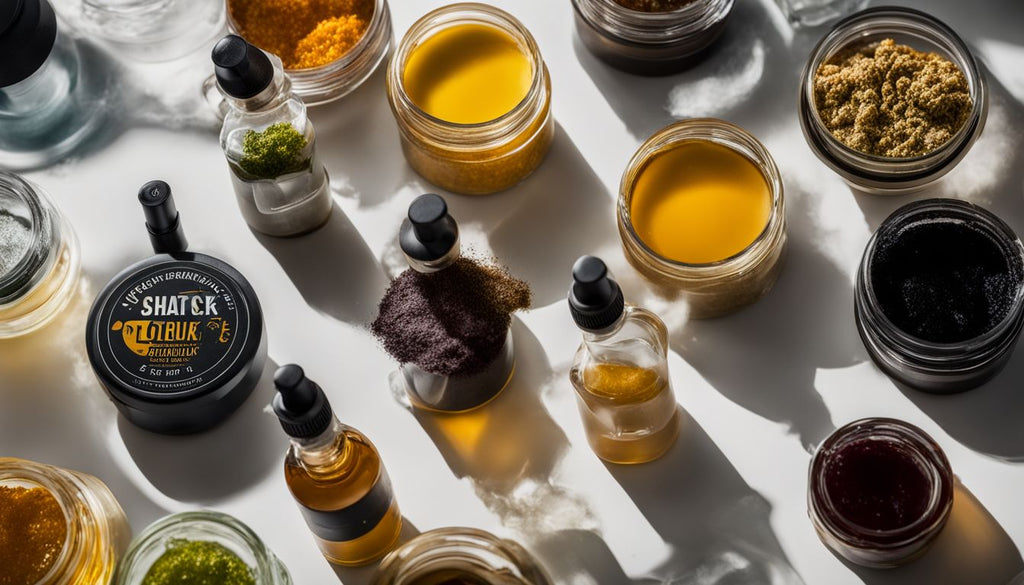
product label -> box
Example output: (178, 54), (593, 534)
(300, 469), (395, 543)
(97, 262), (253, 395)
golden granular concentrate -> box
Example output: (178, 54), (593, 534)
(813, 39), (973, 158)
(229, 0), (375, 69)
(0, 486), (68, 585)
(614, 0), (695, 11)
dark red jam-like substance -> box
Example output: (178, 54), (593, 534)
(822, 438), (931, 531)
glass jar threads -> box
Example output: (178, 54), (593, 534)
(855, 199), (1024, 394)
(808, 418), (954, 568)
(226, 0), (393, 105)
(386, 4), (554, 195)
(798, 7), (986, 195)
(572, 0), (733, 75)
(0, 171), (80, 338)
(0, 457), (130, 585)
(113, 511), (292, 584)
(617, 119), (786, 318)
(374, 528), (553, 585)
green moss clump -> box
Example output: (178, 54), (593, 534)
(141, 539), (256, 585)
(238, 122), (309, 179)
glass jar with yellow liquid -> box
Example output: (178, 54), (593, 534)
(567, 256), (681, 464)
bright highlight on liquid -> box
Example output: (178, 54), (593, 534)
(403, 23), (532, 124)
(629, 141), (772, 264)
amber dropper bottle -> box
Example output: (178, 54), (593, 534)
(273, 364), (403, 565)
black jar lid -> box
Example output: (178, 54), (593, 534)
(0, 0), (57, 88)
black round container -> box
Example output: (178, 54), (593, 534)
(87, 253), (266, 434)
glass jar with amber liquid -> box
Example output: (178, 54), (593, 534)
(273, 364), (402, 566)
(567, 256), (681, 464)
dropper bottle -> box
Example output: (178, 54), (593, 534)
(274, 364), (403, 566)
(568, 255), (681, 464)
(212, 34), (332, 237)
(394, 194), (515, 412)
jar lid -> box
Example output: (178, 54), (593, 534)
(86, 252), (265, 434)
(0, 0), (57, 88)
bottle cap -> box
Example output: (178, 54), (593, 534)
(212, 34), (274, 99)
(400, 194), (459, 262)
(138, 180), (188, 254)
(273, 364), (334, 439)
(569, 255), (625, 331)
(0, 0), (57, 88)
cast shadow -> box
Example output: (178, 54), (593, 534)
(331, 518), (422, 585)
(486, 123), (617, 307)
(606, 411), (805, 584)
(0, 279), (170, 529)
(573, 0), (791, 140)
(844, 482), (1022, 585)
(254, 202), (389, 325)
(117, 358), (282, 504)
(310, 64), (420, 209)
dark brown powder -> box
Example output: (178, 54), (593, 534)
(614, 0), (695, 11)
(813, 39), (973, 158)
(372, 257), (531, 377)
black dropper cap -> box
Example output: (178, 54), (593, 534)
(399, 194), (459, 263)
(273, 365), (334, 439)
(138, 180), (188, 254)
(212, 34), (274, 99)
(569, 255), (625, 331)
(0, 0), (57, 88)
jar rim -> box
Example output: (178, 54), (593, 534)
(808, 418), (953, 548)
(387, 3), (546, 135)
(798, 6), (987, 188)
(0, 172), (57, 303)
(858, 198), (1024, 356)
(571, 0), (734, 46)
(617, 118), (784, 271)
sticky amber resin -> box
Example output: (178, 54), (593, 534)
(575, 363), (680, 464)
(285, 430), (402, 566)
(629, 141), (772, 264)
(0, 486), (68, 585)
(403, 23), (532, 124)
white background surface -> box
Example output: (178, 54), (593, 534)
(4, 0), (1024, 583)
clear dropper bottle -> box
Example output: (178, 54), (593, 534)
(273, 364), (403, 566)
(568, 255), (681, 464)
(395, 194), (515, 412)
(212, 35), (332, 237)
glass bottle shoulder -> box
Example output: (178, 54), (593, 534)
(284, 424), (385, 511)
(573, 305), (669, 367)
(220, 98), (311, 152)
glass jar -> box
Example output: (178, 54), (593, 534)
(617, 119), (786, 318)
(571, 0), (733, 75)
(0, 171), (80, 338)
(773, 0), (865, 29)
(386, 4), (554, 195)
(855, 199), (1024, 394)
(798, 7), (987, 195)
(374, 528), (553, 585)
(113, 511), (292, 585)
(808, 418), (954, 568)
(0, 457), (130, 585)
(80, 0), (225, 62)
(224, 0), (393, 106)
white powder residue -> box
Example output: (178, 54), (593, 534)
(0, 211), (32, 277)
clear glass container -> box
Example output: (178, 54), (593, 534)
(113, 511), (292, 584)
(386, 3), (554, 195)
(374, 528), (553, 585)
(0, 171), (80, 338)
(774, 0), (865, 29)
(225, 0), (393, 106)
(855, 199), (1024, 394)
(218, 53), (332, 237)
(571, 0), (733, 75)
(808, 418), (954, 568)
(617, 119), (787, 318)
(798, 7), (987, 195)
(80, 0), (225, 62)
(0, 30), (107, 171)
(0, 457), (130, 585)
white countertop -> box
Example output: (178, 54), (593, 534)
(4, 0), (1024, 583)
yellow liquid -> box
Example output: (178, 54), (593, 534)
(403, 23), (532, 124)
(629, 141), (772, 264)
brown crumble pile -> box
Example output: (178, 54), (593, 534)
(614, 0), (695, 12)
(813, 39), (973, 158)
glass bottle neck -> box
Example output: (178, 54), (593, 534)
(291, 417), (349, 473)
(222, 63), (294, 114)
